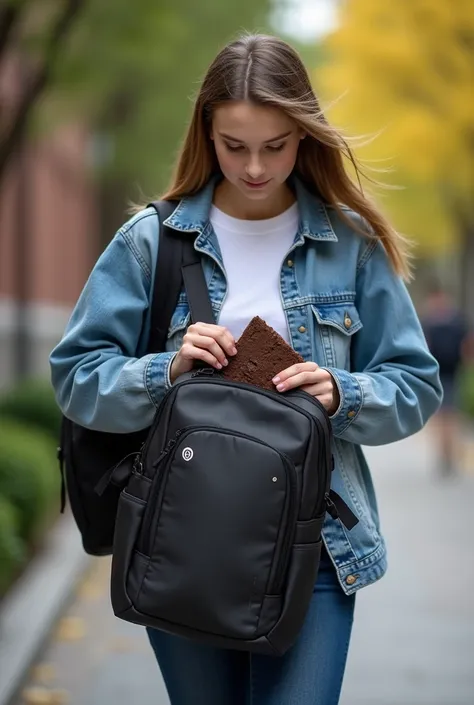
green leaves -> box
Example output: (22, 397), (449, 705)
(2, 0), (273, 196)
(35, 0), (273, 195)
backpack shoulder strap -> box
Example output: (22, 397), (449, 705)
(147, 200), (182, 353)
(181, 237), (215, 327)
(146, 201), (214, 353)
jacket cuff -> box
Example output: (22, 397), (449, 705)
(322, 367), (363, 436)
(145, 351), (177, 406)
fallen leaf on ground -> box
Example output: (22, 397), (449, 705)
(76, 579), (104, 601)
(55, 617), (86, 641)
(30, 663), (56, 684)
(108, 636), (138, 652)
(22, 688), (69, 705)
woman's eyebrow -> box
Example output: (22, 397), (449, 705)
(219, 131), (292, 143)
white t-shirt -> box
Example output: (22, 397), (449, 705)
(209, 203), (299, 343)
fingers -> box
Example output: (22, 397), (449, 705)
(273, 363), (331, 392)
(188, 323), (237, 358)
(182, 334), (228, 368)
(181, 323), (237, 370)
(272, 362), (319, 390)
(273, 362), (319, 382)
(278, 374), (331, 393)
(301, 382), (340, 415)
(271, 362), (338, 413)
(180, 341), (225, 369)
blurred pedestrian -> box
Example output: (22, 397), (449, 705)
(50, 33), (442, 705)
(422, 283), (472, 475)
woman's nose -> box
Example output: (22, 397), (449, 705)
(245, 156), (265, 180)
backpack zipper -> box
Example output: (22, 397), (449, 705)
(192, 369), (332, 442)
(141, 374), (328, 472)
(140, 425), (297, 563)
(270, 454), (298, 594)
(141, 375), (332, 523)
(186, 376), (332, 516)
(138, 428), (184, 554)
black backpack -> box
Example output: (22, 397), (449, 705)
(58, 199), (358, 655)
(58, 201), (184, 555)
(105, 234), (358, 656)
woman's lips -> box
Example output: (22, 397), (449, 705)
(242, 178), (271, 189)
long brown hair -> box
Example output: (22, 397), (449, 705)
(158, 33), (411, 278)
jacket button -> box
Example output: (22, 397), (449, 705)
(298, 325), (306, 333)
(287, 259), (294, 267)
(345, 574), (358, 586)
(347, 410), (356, 418)
(344, 316), (352, 328)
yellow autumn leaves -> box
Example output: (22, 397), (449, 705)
(317, 0), (474, 256)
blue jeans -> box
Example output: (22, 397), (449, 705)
(146, 547), (356, 705)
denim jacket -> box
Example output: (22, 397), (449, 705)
(50, 176), (442, 594)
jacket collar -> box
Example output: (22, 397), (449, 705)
(163, 174), (338, 242)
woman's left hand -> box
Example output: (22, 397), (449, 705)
(272, 362), (340, 415)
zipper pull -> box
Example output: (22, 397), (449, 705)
(166, 429), (183, 451)
(132, 454), (143, 474)
(325, 493), (339, 521)
(192, 367), (216, 378)
(132, 441), (146, 475)
(152, 452), (167, 469)
(153, 430), (183, 468)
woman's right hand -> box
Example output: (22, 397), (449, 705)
(169, 322), (237, 383)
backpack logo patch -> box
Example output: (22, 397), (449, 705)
(182, 447), (194, 462)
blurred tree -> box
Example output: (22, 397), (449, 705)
(1, 0), (273, 380)
(34, 0), (273, 232)
(1, 0), (273, 233)
(0, 0), (86, 179)
(318, 0), (474, 311)
(0, 1), (87, 380)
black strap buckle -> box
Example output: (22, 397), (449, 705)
(325, 490), (359, 530)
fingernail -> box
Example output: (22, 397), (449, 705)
(276, 383), (285, 391)
(273, 376), (280, 384)
(223, 359), (228, 366)
(216, 363), (222, 369)
(231, 347), (237, 355)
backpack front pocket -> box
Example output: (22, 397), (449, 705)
(136, 426), (297, 640)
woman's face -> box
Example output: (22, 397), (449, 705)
(210, 101), (304, 203)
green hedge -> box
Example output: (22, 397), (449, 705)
(0, 380), (62, 597)
(0, 495), (26, 597)
(0, 378), (61, 441)
(0, 419), (59, 545)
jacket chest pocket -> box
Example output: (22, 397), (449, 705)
(311, 302), (362, 370)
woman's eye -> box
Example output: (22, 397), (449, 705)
(223, 142), (285, 153)
(266, 144), (285, 152)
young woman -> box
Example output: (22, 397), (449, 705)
(50, 33), (442, 705)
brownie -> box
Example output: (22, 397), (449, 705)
(222, 316), (304, 391)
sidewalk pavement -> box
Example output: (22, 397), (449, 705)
(11, 425), (474, 705)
